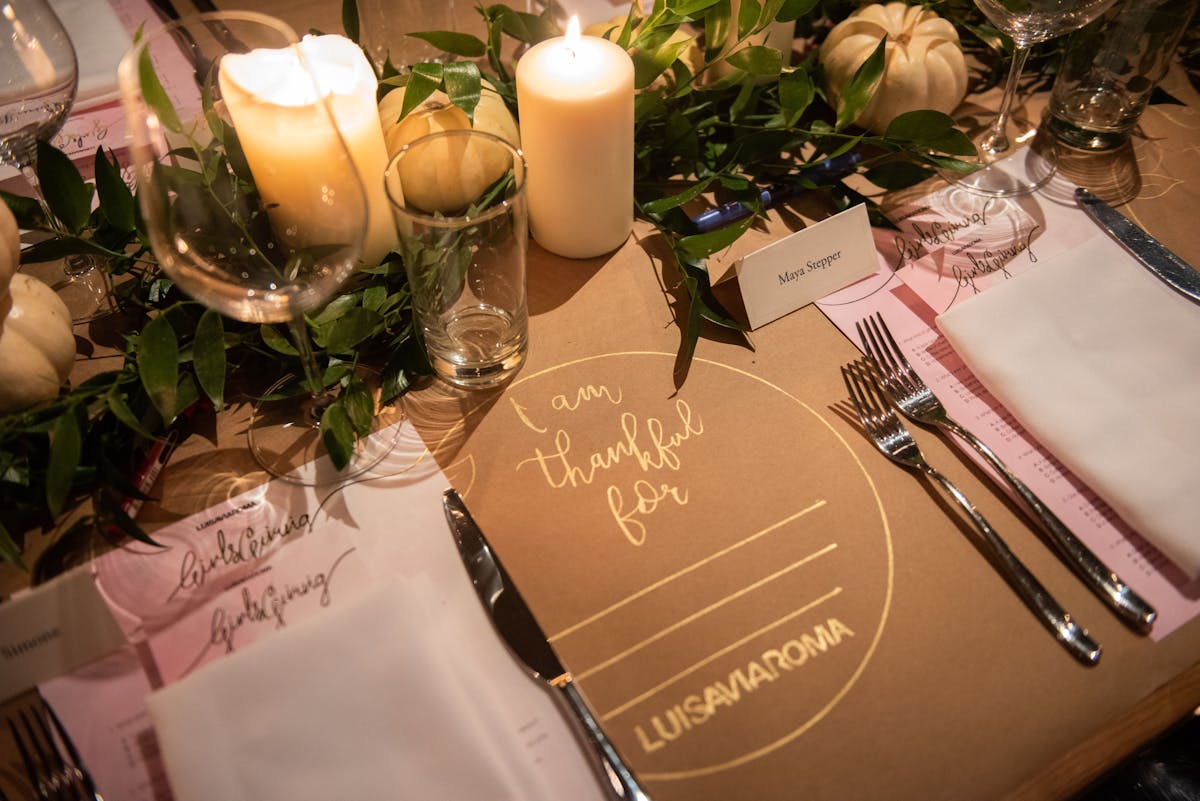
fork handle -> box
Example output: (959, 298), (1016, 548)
(941, 418), (1157, 632)
(921, 464), (1102, 666)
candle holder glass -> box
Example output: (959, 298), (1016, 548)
(385, 130), (529, 388)
(118, 12), (400, 485)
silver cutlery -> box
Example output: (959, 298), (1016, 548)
(857, 312), (1156, 633)
(1076, 187), (1200, 305)
(842, 359), (1102, 666)
(443, 489), (652, 801)
(6, 692), (103, 801)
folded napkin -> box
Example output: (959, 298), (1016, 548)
(937, 233), (1200, 578)
(147, 580), (565, 801)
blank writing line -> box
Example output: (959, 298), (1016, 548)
(574, 542), (837, 682)
(599, 586), (843, 722)
(548, 499), (828, 642)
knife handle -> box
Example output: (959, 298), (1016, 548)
(941, 418), (1157, 633)
(556, 678), (652, 801)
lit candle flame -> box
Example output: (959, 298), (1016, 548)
(565, 15), (581, 54)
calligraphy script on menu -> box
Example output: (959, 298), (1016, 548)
(453, 353), (894, 783)
(92, 483), (376, 682)
(879, 193), (1045, 312)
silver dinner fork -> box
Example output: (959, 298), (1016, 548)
(856, 312), (1156, 633)
(6, 695), (101, 801)
(842, 359), (1102, 666)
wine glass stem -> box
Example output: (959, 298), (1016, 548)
(979, 45), (1032, 159)
(287, 317), (336, 421)
(18, 161), (101, 280)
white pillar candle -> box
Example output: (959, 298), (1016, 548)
(516, 17), (634, 260)
(218, 34), (397, 265)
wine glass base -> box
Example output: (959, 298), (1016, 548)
(247, 371), (404, 487)
(22, 260), (116, 323)
(945, 144), (1058, 198)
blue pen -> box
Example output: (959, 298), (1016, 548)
(690, 151), (863, 233)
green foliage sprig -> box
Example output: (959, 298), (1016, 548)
(4, 0), (994, 572)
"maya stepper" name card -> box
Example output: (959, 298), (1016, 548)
(736, 203), (876, 329)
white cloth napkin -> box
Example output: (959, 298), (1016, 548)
(937, 233), (1200, 579)
(147, 579), (564, 801)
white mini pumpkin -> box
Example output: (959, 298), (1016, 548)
(379, 85), (520, 213)
(819, 2), (967, 134)
(0, 273), (75, 413)
(1, 201), (19, 298)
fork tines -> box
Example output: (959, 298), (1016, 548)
(6, 696), (96, 801)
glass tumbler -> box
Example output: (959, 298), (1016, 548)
(1047, 0), (1199, 151)
(385, 129), (529, 388)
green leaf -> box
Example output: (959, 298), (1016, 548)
(668, 0), (722, 16)
(321, 307), (383, 353)
(94, 488), (163, 548)
(139, 45), (181, 133)
(320, 402), (355, 470)
(260, 323), (299, 355)
(193, 309), (226, 409)
(864, 161), (933, 190)
(2, 189), (45, 229)
(728, 44), (781, 76)
(677, 216), (754, 260)
(497, 8), (560, 43)
(310, 293), (359, 326)
(0, 520), (26, 570)
(836, 36), (886, 131)
(340, 377), (375, 436)
(401, 63), (443, 121)
(640, 177), (716, 216)
(778, 68), (814, 126)
(17, 234), (112, 264)
(106, 389), (156, 439)
(94, 148), (135, 231)
(342, 0), (360, 43)
(407, 30), (487, 58)
(138, 313), (180, 423)
(36, 141), (92, 233)
(443, 61), (482, 123)
(46, 406), (83, 518)
(775, 0), (817, 20)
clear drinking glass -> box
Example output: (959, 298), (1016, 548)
(0, 0), (113, 321)
(119, 12), (397, 485)
(954, 0), (1119, 196)
(385, 130), (529, 388)
(357, 0), (457, 71)
(1046, 0), (1199, 151)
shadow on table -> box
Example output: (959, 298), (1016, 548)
(1072, 712), (1200, 801)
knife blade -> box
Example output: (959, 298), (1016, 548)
(1076, 187), (1200, 304)
(442, 489), (652, 801)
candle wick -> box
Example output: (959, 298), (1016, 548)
(566, 45), (576, 58)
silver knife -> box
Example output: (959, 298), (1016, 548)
(1076, 187), (1200, 304)
(442, 489), (652, 801)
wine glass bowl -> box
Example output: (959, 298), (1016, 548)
(119, 11), (398, 484)
(1, 0), (113, 320)
(953, 0), (1118, 196)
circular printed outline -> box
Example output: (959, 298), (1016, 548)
(456, 351), (895, 781)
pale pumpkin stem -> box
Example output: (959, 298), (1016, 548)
(978, 46), (1031, 158)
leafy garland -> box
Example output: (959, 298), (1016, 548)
(2, 0), (1006, 574)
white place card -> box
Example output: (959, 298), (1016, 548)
(736, 203), (876, 329)
(0, 567), (127, 699)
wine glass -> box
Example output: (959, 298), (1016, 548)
(118, 11), (399, 486)
(954, 0), (1118, 196)
(0, 0), (113, 320)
